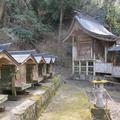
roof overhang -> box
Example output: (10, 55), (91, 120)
(63, 13), (117, 42)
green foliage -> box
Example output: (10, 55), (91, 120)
(2, 0), (120, 44)
(11, 26), (33, 43)
(5, 0), (51, 44)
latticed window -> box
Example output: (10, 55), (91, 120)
(88, 61), (94, 75)
(81, 61), (86, 75)
(74, 61), (79, 66)
(74, 60), (79, 74)
(73, 60), (94, 75)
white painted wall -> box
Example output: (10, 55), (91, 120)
(112, 66), (120, 78)
(95, 63), (112, 74)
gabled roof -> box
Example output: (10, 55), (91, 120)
(9, 50), (37, 64)
(34, 56), (42, 63)
(44, 57), (52, 64)
(63, 12), (117, 42)
(34, 56), (45, 64)
(0, 43), (12, 50)
(0, 49), (19, 66)
(11, 54), (30, 63)
(34, 53), (52, 64)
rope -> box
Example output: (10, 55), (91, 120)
(104, 89), (114, 102)
(104, 109), (111, 120)
(108, 81), (120, 85)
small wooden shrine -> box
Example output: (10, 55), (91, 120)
(0, 49), (13, 103)
(43, 55), (53, 78)
(9, 50), (38, 89)
(34, 55), (46, 82)
(0, 49), (19, 91)
(0, 43), (56, 96)
(33, 53), (52, 79)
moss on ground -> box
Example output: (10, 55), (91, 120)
(51, 76), (61, 85)
(39, 81), (92, 120)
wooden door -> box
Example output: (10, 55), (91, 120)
(46, 64), (50, 74)
(26, 64), (34, 83)
(38, 64), (43, 76)
(1, 65), (15, 89)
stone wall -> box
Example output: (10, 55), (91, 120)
(11, 76), (61, 120)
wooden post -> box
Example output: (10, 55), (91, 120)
(72, 37), (74, 74)
(93, 40), (96, 77)
(86, 61), (88, 75)
(11, 73), (16, 96)
(79, 60), (81, 75)
(105, 45), (108, 63)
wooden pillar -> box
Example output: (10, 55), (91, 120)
(105, 45), (108, 63)
(11, 73), (16, 96)
(33, 65), (38, 80)
(93, 40), (96, 77)
(50, 64), (53, 73)
(79, 60), (81, 74)
(91, 41), (93, 58)
(72, 36), (75, 75)
(86, 61), (88, 75)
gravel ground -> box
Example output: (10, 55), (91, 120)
(86, 88), (120, 120)
(108, 100), (120, 120)
(39, 80), (92, 120)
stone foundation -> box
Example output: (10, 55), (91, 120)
(11, 76), (61, 120)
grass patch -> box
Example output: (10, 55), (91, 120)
(51, 76), (60, 85)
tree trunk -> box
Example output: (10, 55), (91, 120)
(58, 5), (63, 41)
(0, 0), (5, 20)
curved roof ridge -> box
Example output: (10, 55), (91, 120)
(63, 11), (117, 42)
(75, 13), (117, 41)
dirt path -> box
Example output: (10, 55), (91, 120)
(39, 80), (92, 120)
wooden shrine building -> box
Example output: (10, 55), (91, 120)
(9, 50), (39, 88)
(34, 54), (46, 82)
(0, 49), (16, 100)
(0, 43), (14, 101)
(33, 53), (53, 79)
(42, 54), (54, 76)
(63, 12), (117, 79)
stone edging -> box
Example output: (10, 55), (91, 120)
(11, 76), (61, 120)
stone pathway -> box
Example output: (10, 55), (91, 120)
(39, 80), (91, 120)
